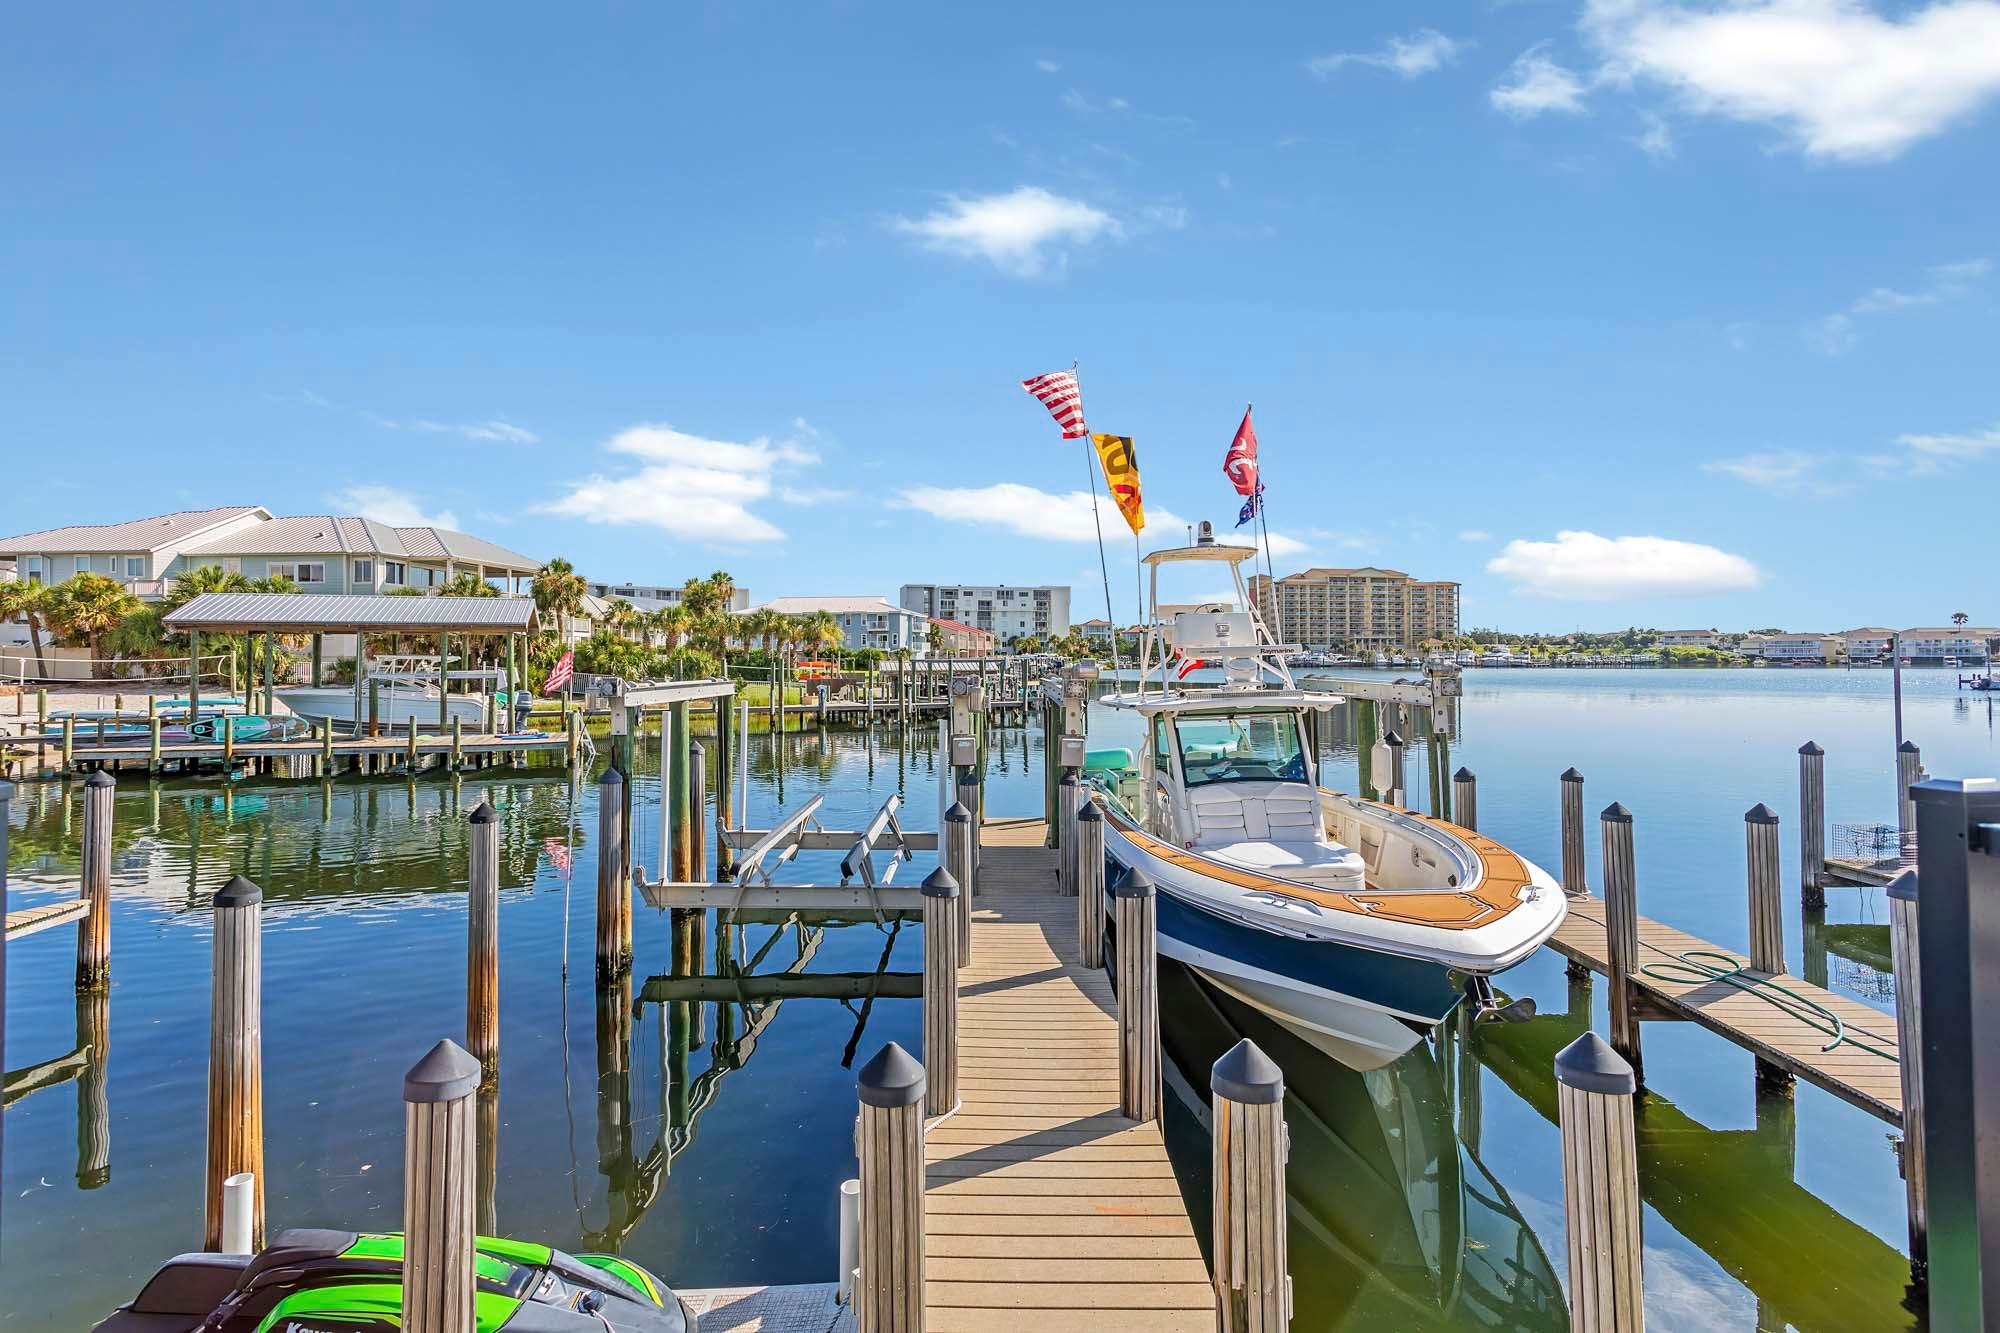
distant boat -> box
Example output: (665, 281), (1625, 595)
(281, 655), (512, 731)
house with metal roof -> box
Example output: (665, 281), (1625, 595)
(750, 596), (929, 653)
(0, 507), (540, 600)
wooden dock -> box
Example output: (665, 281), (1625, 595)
(2, 729), (570, 776)
(1547, 892), (1905, 1124)
(920, 815), (1214, 1331)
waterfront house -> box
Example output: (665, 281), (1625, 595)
(1657, 629), (1720, 648)
(1077, 618), (1115, 642)
(753, 596), (928, 653)
(1744, 633), (1841, 664)
(1898, 627), (1997, 663)
(0, 507), (539, 599)
(930, 617), (997, 656)
(1841, 628), (1899, 663)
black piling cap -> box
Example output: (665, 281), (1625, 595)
(1601, 801), (1633, 824)
(857, 1041), (927, 1108)
(1799, 741), (1824, 756)
(468, 801), (499, 826)
(1561, 767), (1584, 783)
(944, 801), (970, 824)
(1899, 740), (1921, 754)
(214, 875), (263, 910)
(1382, 730), (1404, 746)
(84, 769), (116, 789)
(1112, 865), (1157, 900)
(1211, 1038), (1285, 1105)
(1887, 868), (1918, 902)
(404, 1038), (482, 1104)
(597, 766), (625, 788)
(1077, 800), (1103, 824)
(1059, 770), (1079, 787)
(1554, 1031), (1636, 1096)
(1453, 767), (1475, 783)
(1745, 802), (1780, 825)
(921, 865), (960, 899)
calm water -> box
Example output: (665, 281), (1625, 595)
(3, 668), (1990, 1329)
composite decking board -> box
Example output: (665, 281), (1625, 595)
(1550, 892), (1904, 1123)
(923, 816), (1216, 1327)
(3, 897), (91, 941)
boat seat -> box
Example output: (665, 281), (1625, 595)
(1203, 837), (1367, 891)
(1186, 782), (1365, 890)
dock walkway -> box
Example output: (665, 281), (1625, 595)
(1547, 893), (1904, 1124)
(919, 815), (1214, 1331)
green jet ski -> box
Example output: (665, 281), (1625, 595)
(91, 1227), (695, 1332)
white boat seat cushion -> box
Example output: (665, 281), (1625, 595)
(1205, 838), (1367, 890)
(1185, 782), (1364, 890)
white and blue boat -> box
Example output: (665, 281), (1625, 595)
(1082, 522), (1566, 1069)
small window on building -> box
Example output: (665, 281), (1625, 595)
(292, 562), (326, 584)
(383, 562), (405, 586)
(23, 557), (41, 583)
(353, 560), (373, 585)
(125, 557), (145, 578)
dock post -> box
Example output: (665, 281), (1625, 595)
(957, 767), (982, 891)
(62, 713), (74, 772)
(1561, 768), (1588, 895)
(1453, 767), (1478, 832)
(1383, 730), (1406, 806)
(77, 770), (113, 991)
(1113, 865), (1161, 1122)
(715, 698), (735, 879)
(1211, 1038), (1289, 1332)
(669, 701), (692, 884)
(320, 720), (334, 776)
(450, 716), (463, 770)
(1745, 804), (1786, 975)
(1886, 869), (1927, 1277)
(689, 738), (707, 882)
(596, 767), (628, 978)
(148, 707), (162, 775)
(466, 802), (500, 1077)
(204, 876), (264, 1253)
(856, 1042), (926, 1333)
(921, 866), (960, 1117)
(1555, 1032), (1644, 1333)
(1896, 741), (1922, 851)
(1058, 770), (1081, 897)
(1601, 803), (1643, 1086)
(400, 1039), (481, 1333)
(1798, 742), (1826, 909)
(76, 977), (110, 1189)
(1077, 800), (1106, 968)
(944, 802), (973, 961)
(405, 718), (418, 773)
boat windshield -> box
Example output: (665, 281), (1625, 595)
(1174, 711), (1308, 787)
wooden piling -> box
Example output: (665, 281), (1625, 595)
(320, 720), (334, 776)
(669, 701), (692, 884)
(466, 802), (500, 1076)
(1745, 803), (1785, 975)
(856, 1042), (926, 1333)
(1058, 771), (1081, 898)
(204, 876), (264, 1252)
(1453, 767), (1478, 833)
(77, 770), (114, 991)
(1211, 1038), (1289, 1332)
(1895, 740), (1921, 846)
(1600, 803), (1643, 1085)
(1561, 768), (1588, 895)
(1798, 742), (1826, 909)
(715, 698), (735, 878)
(1886, 869), (1927, 1275)
(400, 1039), (481, 1333)
(62, 714), (74, 771)
(920, 866), (959, 1117)
(596, 767), (628, 978)
(689, 739), (707, 883)
(1113, 865), (1160, 1123)
(450, 716), (463, 770)
(945, 801), (973, 960)
(1556, 1031), (1644, 1332)
(1077, 799), (1106, 969)
(148, 712), (163, 774)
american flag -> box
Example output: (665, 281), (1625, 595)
(1021, 370), (1088, 439)
(542, 648), (574, 695)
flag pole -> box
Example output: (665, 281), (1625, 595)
(1075, 362), (1124, 679)
(1133, 528), (1148, 687)
(1246, 402), (1285, 646)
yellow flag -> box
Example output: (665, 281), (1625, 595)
(1091, 433), (1145, 535)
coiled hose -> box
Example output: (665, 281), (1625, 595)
(1638, 949), (1900, 1060)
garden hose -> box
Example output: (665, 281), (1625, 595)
(1638, 949), (1900, 1060)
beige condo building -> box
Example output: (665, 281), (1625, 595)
(1248, 567), (1461, 650)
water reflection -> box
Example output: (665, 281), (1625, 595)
(1, 990), (112, 1192)
(1158, 961), (1566, 1330)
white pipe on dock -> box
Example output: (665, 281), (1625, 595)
(220, 1173), (257, 1256)
(837, 1177), (860, 1305)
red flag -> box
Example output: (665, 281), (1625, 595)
(542, 649), (574, 695)
(1021, 370), (1089, 440)
(1224, 407), (1259, 496)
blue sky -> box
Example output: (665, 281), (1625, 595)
(3, 1), (1996, 632)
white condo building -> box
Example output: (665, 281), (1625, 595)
(899, 584), (1070, 643)
(1657, 629), (1720, 648)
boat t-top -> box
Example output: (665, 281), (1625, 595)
(1079, 521), (1566, 1068)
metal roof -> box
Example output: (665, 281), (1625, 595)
(754, 596), (916, 616)
(163, 593), (537, 633)
(181, 516), (539, 570)
(0, 506), (271, 554)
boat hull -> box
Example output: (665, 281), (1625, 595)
(281, 686), (488, 728)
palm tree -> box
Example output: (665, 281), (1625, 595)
(0, 579), (54, 677)
(164, 564), (253, 609)
(46, 573), (141, 679)
(807, 610), (843, 659)
(531, 558), (587, 643)
(439, 571), (501, 598)
(926, 622), (946, 657)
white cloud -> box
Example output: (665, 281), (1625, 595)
(1458, 529), (1492, 542)
(1582, 0), (2000, 161)
(1701, 449), (1850, 496)
(894, 483), (1313, 560)
(1487, 530), (1762, 599)
(1308, 29), (1467, 79)
(331, 485), (460, 531)
(1492, 44), (1591, 116)
(1035, 58), (1061, 74)
(412, 419), (540, 444)
(1866, 422), (2000, 475)
(891, 187), (1120, 278)
(540, 422), (818, 545)
(1632, 109), (1676, 157)
(1139, 203), (1190, 230)
(1811, 256), (1989, 353)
